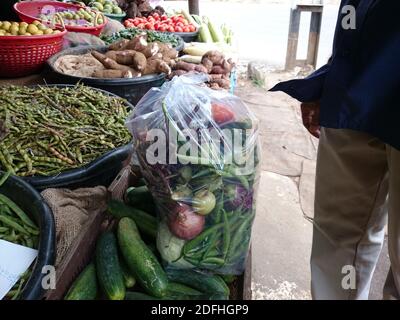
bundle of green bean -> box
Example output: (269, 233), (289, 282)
(0, 172), (38, 299)
(0, 85), (131, 177)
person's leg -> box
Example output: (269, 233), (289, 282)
(311, 128), (389, 300)
(383, 146), (400, 299)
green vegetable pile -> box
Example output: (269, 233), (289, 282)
(0, 172), (39, 300)
(101, 27), (183, 48)
(0, 85), (131, 177)
(64, 190), (232, 300)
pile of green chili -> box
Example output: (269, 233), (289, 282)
(0, 172), (38, 300)
(0, 85), (131, 177)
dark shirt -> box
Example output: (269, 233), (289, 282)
(270, 0), (400, 150)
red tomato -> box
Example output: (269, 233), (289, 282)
(168, 26), (175, 32)
(154, 22), (160, 30)
(183, 26), (190, 32)
(152, 13), (160, 19)
(133, 20), (140, 26)
(158, 25), (167, 32)
(161, 14), (168, 21)
(137, 23), (145, 29)
(188, 24), (196, 32)
(174, 26), (183, 32)
(211, 104), (235, 124)
(145, 23), (155, 30)
(175, 22), (184, 28)
(181, 19), (189, 25)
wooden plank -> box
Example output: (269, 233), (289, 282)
(306, 12), (322, 66)
(285, 8), (301, 70)
(188, 0), (199, 15)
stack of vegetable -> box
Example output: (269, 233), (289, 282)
(91, 34), (177, 78)
(64, 189), (231, 300)
(84, 0), (124, 15)
(0, 173), (39, 300)
(124, 12), (197, 33)
(101, 27), (183, 49)
(171, 50), (235, 90)
(39, 7), (105, 27)
(191, 14), (233, 45)
(0, 85), (131, 176)
(55, 34), (178, 79)
(126, 74), (260, 275)
(0, 21), (61, 36)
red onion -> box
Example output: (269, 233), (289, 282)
(168, 203), (205, 240)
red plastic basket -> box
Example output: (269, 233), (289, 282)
(0, 30), (67, 78)
(14, 1), (107, 36)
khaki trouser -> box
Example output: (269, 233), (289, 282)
(311, 128), (400, 300)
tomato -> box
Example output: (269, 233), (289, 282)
(154, 22), (160, 30)
(152, 13), (159, 19)
(211, 103), (235, 124)
(161, 14), (168, 21)
(145, 23), (155, 30)
(158, 25), (167, 32)
(175, 22), (183, 27)
(168, 26), (175, 32)
(137, 23), (145, 29)
(183, 26), (190, 33)
(133, 20), (140, 26)
(188, 24), (196, 32)
(174, 26), (183, 32)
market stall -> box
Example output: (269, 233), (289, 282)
(0, 0), (256, 301)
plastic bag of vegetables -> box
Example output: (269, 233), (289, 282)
(125, 74), (260, 275)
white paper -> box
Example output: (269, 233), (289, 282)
(0, 240), (38, 300)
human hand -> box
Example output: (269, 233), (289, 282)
(301, 101), (320, 138)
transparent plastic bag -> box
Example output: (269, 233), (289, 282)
(126, 74), (261, 274)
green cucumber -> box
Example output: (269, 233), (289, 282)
(125, 186), (157, 215)
(96, 232), (126, 300)
(165, 282), (203, 300)
(64, 263), (97, 300)
(120, 258), (136, 289)
(107, 200), (157, 239)
(220, 274), (237, 284)
(117, 218), (168, 298)
(125, 292), (160, 300)
(166, 269), (229, 299)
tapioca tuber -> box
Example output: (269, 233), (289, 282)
(143, 59), (171, 75)
(156, 42), (178, 60)
(105, 50), (147, 71)
(91, 51), (136, 73)
(175, 61), (196, 72)
(194, 64), (208, 73)
(201, 57), (213, 73)
(109, 39), (130, 51)
(93, 69), (137, 78)
(202, 51), (225, 66)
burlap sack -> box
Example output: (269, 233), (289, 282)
(41, 187), (108, 266)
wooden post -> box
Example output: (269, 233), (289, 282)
(285, 4), (323, 70)
(188, 0), (200, 15)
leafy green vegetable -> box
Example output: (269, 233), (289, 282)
(101, 27), (183, 48)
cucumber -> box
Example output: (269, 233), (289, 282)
(96, 232), (126, 300)
(120, 258), (136, 289)
(207, 19), (225, 43)
(125, 186), (153, 205)
(107, 200), (157, 239)
(117, 217), (168, 298)
(125, 292), (160, 300)
(166, 269), (230, 299)
(165, 282), (203, 300)
(221, 274), (237, 284)
(125, 186), (157, 215)
(64, 263), (97, 300)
